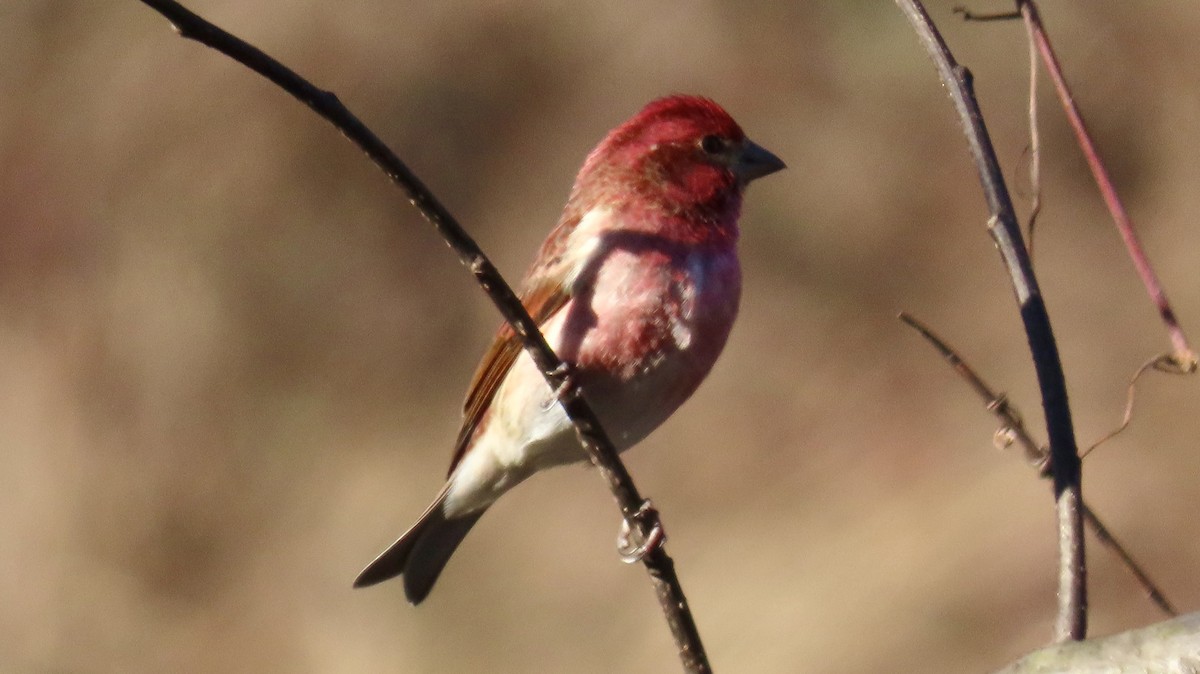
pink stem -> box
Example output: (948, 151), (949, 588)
(1021, 0), (1195, 368)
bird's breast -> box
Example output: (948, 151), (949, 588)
(546, 239), (741, 447)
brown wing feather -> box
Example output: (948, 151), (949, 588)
(447, 278), (570, 475)
(445, 199), (592, 476)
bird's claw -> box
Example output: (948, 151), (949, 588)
(617, 500), (665, 564)
(550, 361), (580, 402)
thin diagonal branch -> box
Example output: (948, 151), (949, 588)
(900, 312), (1177, 618)
(899, 313), (1044, 469)
(1081, 509), (1177, 618)
(1017, 0), (1197, 374)
(135, 1), (709, 670)
(893, 0), (1087, 642)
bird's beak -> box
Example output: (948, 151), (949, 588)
(733, 138), (786, 185)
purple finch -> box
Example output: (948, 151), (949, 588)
(355, 95), (784, 603)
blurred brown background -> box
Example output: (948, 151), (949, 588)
(2, 1), (1198, 672)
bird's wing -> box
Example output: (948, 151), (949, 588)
(446, 224), (581, 476)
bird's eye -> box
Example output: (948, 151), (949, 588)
(699, 134), (727, 155)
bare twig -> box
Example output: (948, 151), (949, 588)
(952, 6), (1020, 22)
(136, 1), (710, 670)
(1021, 12), (1042, 261)
(1017, 0), (1197, 374)
(894, 0), (1087, 641)
(900, 312), (1177, 617)
(899, 313), (1044, 468)
(1082, 354), (1179, 458)
(1081, 508), (1177, 618)
(956, 5), (1044, 259)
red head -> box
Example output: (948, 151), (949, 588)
(568, 95), (784, 244)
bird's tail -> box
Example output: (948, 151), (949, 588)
(353, 487), (484, 604)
